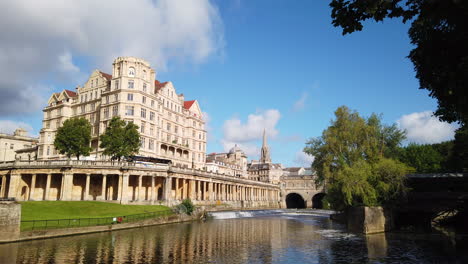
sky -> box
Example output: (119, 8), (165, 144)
(0, 0), (459, 167)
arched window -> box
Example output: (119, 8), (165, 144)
(128, 67), (135, 77)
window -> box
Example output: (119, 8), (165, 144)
(175, 126), (178, 134)
(192, 130), (195, 137)
(140, 137), (145, 148)
(115, 80), (119, 90)
(47, 146), (50, 156)
(150, 125), (154, 136)
(91, 103), (95, 111)
(149, 139), (154, 150)
(167, 123), (171, 131)
(46, 121), (50, 129)
(150, 111), (155, 121)
(106, 96), (109, 104)
(151, 100), (154, 107)
(128, 67), (135, 77)
(95, 91), (98, 98)
(199, 133), (201, 139)
(91, 80), (94, 87)
(90, 92), (93, 100)
(112, 105), (118, 116)
(10, 143), (14, 150)
(57, 108), (61, 116)
(90, 114), (95, 123)
(73, 108), (77, 115)
(141, 122), (145, 134)
(128, 80), (134, 89)
(81, 105), (85, 114)
(141, 108), (146, 118)
(143, 83), (147, 93)
(142, 96), (146, 104)
(114, 94), (118, 102)
(125, 106), (134, 116)
(104, 107), (109, 118)
(127, 93), (133, 101)
(143, 70), (147, 80)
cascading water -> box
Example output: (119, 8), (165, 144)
(208, 209), (334, 220)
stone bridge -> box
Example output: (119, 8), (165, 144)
(279, 175), (326, 209)
(0, 160), (281, 208)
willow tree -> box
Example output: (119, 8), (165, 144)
(304, 106), (408, 210)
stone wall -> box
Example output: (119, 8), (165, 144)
(0, 201), (21, 242)
(347, 206), (393, 234)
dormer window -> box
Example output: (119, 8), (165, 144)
(128, 67), (135, 77)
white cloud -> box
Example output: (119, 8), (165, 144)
(0, 0), (224, 115)
(223, 109), (280, 142)
(293, 92), (308, 112)
(0, 120), (35, 136)
(397, 111), (458, 144)
(293, 150), (314, 167)
(221, 109), (281, 158)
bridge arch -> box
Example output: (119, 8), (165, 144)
(312, 193), (326, 209)
(285, 193), (306, 209)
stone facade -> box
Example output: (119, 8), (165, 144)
(0, 201), (21, 242)
(0, 160), (281, 208)
(205, 145), (248, 178)
(38, 57), (207, 169)
(0, 129), (38, 162)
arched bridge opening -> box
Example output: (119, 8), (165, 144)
(286, 193), (306, 209)
(312, 193), (326, 209)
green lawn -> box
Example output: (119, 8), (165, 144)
(19, 201), (173, 231)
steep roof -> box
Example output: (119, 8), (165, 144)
(99, 71), (112, 81)
(184, 100), (196, 110)
(64, 89), (77, 97)
(154, 80), (168, 93)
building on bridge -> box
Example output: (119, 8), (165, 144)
(248, 129), (283, 184)
(37, 57), (207, 169)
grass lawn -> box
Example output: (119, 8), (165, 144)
(20, 201), (173, 231)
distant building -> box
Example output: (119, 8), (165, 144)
(205, 145), (248, 177)
(283, 167), (313, 177)
(248, 129), (283, 184)
(0, 128), (38, 162)
(38, 56), (207, 168)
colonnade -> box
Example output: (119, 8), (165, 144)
(0, 171), (281, 205)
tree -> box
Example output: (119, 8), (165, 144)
(330, 0), (468, 125)
(54, 117), (92, 160)
(397, 143), (443, 173)
(99, 117), (140, 160)
(304, 106), (408, 210)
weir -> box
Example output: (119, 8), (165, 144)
(208, 209), (335, 220)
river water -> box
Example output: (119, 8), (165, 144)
(1, 210), (466, 264)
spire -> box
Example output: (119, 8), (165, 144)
(262, 128), (268, 148)
(260, 128), (271, 163)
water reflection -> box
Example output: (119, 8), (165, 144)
(1, 214), (466, 263)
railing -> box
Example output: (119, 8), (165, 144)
(21, 209), (173, 231)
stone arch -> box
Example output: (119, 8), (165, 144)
(312, 193), (327, 209)
(285, 193), (306, 209)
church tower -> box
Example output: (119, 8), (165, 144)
(260, 129), (271, 163)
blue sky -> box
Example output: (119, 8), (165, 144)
(0, 0), (458, 167)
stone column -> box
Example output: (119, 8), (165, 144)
(163, 177), (172, 201)
(151, 176), (155, 202)
(197, 181), (201, 201)
(7, 174), (20, 199)
(175, 177), (179, 200)
(101, 175), (107, 201)
(45, 174), (52, 200)
(119, 173), (129, 204)
(182, 179), (188, 199)
(29, 174), (36, 200)
(0, 175), (6, 198)
(189, 180), (195, 200)
(60, 173), (73, 201)
(208, 182), (213, 201)
(137, 175), (142, 201)
(84, 174), (90, 201)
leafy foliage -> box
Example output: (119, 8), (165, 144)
(330, 0), (468, 125)
(54, 117), (92, 160)
(99, 117), (140, 160)
(397, 143), (444, 173)
(173, 199), (195, 215)
(304, 106), (409, 210)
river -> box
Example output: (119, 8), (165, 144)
(0, 210), (466, 263)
